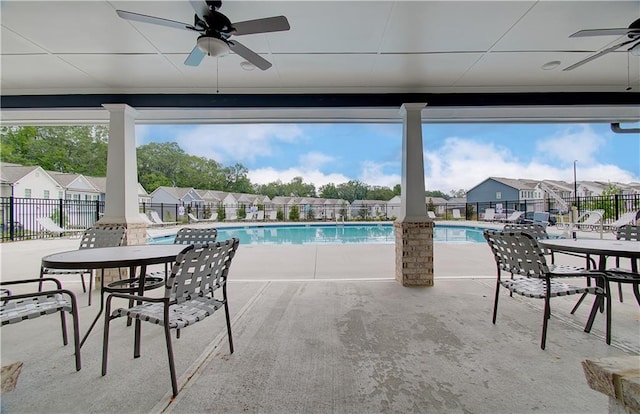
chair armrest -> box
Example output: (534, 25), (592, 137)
(1, 277), (63, 290)
(105, 291), (170, 304)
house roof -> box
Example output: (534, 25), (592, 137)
(0, 163), (42, 183)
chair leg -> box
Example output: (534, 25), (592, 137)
(79, 273), (87, 293)
(223, 288), (234, 354)
(59, 308), (69, 346)
(102, 296), (114, 376)
(68, 294), (82, 371)
(164, 322), (178, 398)
(87, 270), (93, 306)
(605, 283), (612, 345)
(540, 280), (551, 350)
(633, 282), (640, 306)
(492, 280), (501, 324)
(618, 282), (624, 303)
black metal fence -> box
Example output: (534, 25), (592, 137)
(2, 193), (639, 242)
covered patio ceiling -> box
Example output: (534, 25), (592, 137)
(1, 0), (639, 124)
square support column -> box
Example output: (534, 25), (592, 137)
(395, 103), (433, 287)
(96, 104), (148, 285)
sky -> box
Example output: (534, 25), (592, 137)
(136, 122), (640, 194)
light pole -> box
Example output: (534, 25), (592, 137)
(573, 160), (578, 211)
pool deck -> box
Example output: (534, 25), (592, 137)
(1, 221), (638, 413)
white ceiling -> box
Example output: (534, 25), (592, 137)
(1, 0), (639, 123)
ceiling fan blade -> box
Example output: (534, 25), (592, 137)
(563, 39), (636, 71)
(569, 28), (640, 38)
(189, 0), (210, 18)
(232, 16), (290, 36)
(116, 10), (197, 31)
(228, 40), (272, 70)
(184, 45), (206, 66)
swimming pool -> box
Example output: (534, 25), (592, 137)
(148, 223), (487, 245)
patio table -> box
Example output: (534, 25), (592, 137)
(41, 244), (187, 350)
(538, 238), (640, 318)
(538, 239), (639, 271)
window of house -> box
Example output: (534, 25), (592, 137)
(496, 192), (501, 199)
(24, 188), (32, 198)
(43, 190), (50, 199)
(73, 194), (80, 201)
(58, 191), (64, 199)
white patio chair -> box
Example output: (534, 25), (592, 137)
(482, 208), (496, 222)
(427, 211), (437, 219)
(139, 213), (160, 227)
(452, 209), (462, 220)
(605, 210), (639, 233)
(36, 217), (85, 237)
(503, 211), (523, 223)
(574, 209), (604, 231)
(102, 238), (240, 398)
(267, 210), (278, 221)
(256, 210), (265, 221)
(187, 212), (200, 222)
(150, 210), (177, 226)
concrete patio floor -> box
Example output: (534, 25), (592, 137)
(1, 222), (638, 413)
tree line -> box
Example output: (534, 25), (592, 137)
(0, 126), (464, 203)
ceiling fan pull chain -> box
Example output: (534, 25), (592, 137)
(216, 59), (220, 93)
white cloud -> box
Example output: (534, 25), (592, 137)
(422, 136), (637, 192)
(534, 124), (605, 165)
(248, 167), (349, 189)
(174, 124), (303, 164)
(358, 161), (400, 188)
(299, 151), (335, 169)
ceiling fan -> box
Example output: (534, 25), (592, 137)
(563, 18), (640, 71)
(116, 0), (290, 70)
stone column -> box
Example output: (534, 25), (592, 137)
(96, 104), (148, 284)
(395, 103), (434, 287)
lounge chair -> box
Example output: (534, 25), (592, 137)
(502, 211), (524, 223)
(427, 211), (437, 219)
(452, 209), (462, 220)
(243, 211), (256, 221)
(256, 210), (265, 221)
(187, 212), (200, 222)
(605, 210), (639, 233)
(139, 212), (160, 227)
(150, 210), (177, 226)
(267, 210), (278, 221)
(36, 217), (85, 237)
(574, 209), (604, 232)
(482, 208), (495, 222)
(207, 212), (218, 221)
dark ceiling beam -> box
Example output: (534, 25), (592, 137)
(1, 92), (638, 109)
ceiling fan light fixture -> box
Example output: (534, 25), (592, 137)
(541, 60), (561, 70)
(196, 36), (230, 57)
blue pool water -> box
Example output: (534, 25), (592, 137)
(148, 224), (487, 245)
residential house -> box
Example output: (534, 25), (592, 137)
(0, 163), (64, 230)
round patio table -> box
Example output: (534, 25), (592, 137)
(42, 244), (189, 349)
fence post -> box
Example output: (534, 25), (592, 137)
(58, 198), (64, 228)
(614, 194), (619, 220)
(9, 196), (15, 241)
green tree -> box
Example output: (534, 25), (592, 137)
(1, 125), (109, 175)
(393, 184), (401, 196)
(367, 186), (395, 201)
(425, 190), (449, 200)
(222, 163), (253, 193)
(289, 205), (300, 221)
(427, 198), (435, 212)
(287, 176), (316, 197)
(336, 180), (368, 203)
(319, 183), (340, 199)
